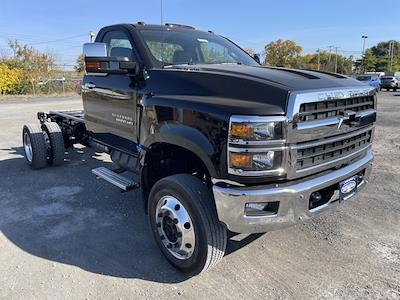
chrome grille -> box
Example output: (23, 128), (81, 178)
(286, 86), (376, 179)
(298, 95), (374, 122)
(296, 129), (372, 170)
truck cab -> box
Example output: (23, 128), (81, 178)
(22, 22), (376, 275)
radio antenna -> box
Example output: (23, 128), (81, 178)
(160, 0), (164, 25)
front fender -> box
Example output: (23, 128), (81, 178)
(139, 102), (229, 178)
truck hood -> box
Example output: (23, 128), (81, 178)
(145, 65), (365, 116)
(166, 64), (365, 90)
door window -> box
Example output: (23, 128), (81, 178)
(102, 30), (136, 61)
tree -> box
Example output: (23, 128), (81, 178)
(244, 48), (255, 57)
(294, 50), (353, 74)
(0, 64), (22, 94)
(368, 41), (400, 72)
(6, 40), (56, 95)
(264, 39), (302, 67)
(74, 54), (85, 73)
(362, 50), (378, 72)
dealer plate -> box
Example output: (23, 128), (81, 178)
(339, 175), (359, 203)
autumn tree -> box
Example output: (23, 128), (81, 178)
(74, 54), (85, 74)
(264, 39), (302, 67)
(5, 40), (56, 94)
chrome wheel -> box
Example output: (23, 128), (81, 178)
(23, 132), (33, 162)
(155, 195), (195, 260)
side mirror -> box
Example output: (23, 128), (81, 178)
(253, 54), (261, 64)
(83, 42), (139, 75)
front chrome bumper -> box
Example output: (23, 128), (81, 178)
(213, 150), (373, 234)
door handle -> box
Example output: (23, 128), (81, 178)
(84, 83), (96, 89)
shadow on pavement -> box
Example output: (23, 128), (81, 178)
(0, 146), (256, 283)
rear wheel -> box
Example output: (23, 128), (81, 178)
(42, 122), (65, 166)
(22, 124), (47, 169)
(148, 174), (227, 275)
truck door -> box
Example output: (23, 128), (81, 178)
(82, 29), (138, 153)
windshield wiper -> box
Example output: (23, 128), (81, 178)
(163, 62), (198, 69)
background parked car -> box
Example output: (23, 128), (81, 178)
(356, 74), (381, 92)
(380, 76), (399, 91)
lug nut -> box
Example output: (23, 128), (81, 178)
(167, 243), (172, 249)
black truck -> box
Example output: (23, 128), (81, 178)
(22, 23), (376, 275)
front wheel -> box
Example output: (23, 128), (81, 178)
(148, 174), (227, 275)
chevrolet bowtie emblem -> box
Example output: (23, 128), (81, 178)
(337, 111), (356, 129)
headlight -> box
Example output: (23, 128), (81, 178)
(228, 116), (286, 176)
(229, 120), (282, 142)
(230, 151), (275, 170)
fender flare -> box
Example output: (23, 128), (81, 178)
(141, 123), (219, 178)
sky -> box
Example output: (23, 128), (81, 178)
(0, 0), (399, 69)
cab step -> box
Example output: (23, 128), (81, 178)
(92, 167), (139, 191)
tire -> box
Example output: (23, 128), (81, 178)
(42, 122), (65, 166)
(148, 174), (227, 275)
(22, 124), (47, 169)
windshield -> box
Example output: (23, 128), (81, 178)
(139, 29), (258, 68)
(356, 76), (371, 81)
(381, 76), (394, 80)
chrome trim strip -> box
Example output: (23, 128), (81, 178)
(229, 146), (286, 153)
(229, 139), (286, 146)
(297, 117), (340, 130)
(227, 167), (286, 177)
(230, 115), (286, 123)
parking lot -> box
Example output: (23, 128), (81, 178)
(0, 92), (399, 299)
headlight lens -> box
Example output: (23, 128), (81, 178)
(229, 151), (281, 171)
(228, 116), (286, 176)
(230, 121), (282, 142)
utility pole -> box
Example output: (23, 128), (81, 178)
(62, 63), (66, 96)
(327, 45), (334, 63)
(388, 40), (395, 72)
(361, 35), (368, 73)
(334, 47), (340, 73)
(316, 49), (320, 71)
